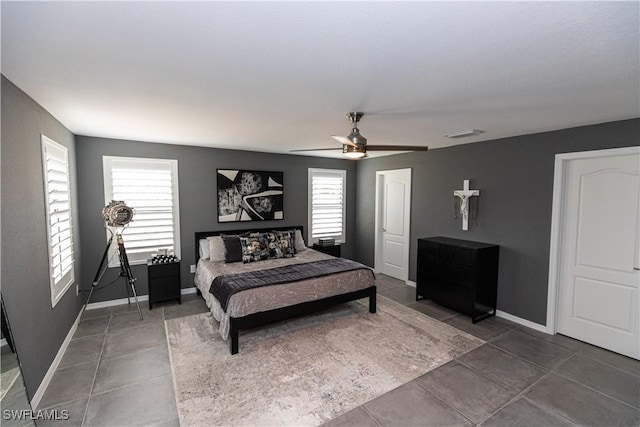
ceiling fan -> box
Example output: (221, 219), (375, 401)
(291, 112), (429, 159)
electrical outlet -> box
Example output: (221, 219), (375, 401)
(190, 264), (196, 274)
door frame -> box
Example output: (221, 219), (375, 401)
(546, 146), (640, 335)
(374, 168), (412, 282)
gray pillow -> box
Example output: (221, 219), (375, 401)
(221, 234), (243, 263)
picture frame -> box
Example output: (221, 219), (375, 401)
(217, 169), (284, 222)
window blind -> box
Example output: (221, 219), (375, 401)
(103, 157), (180, 266)
(41, 136), (75, 307)
(308, 168), (346, 243)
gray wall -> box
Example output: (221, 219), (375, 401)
(75, 136), (357, 302)
(1, 76), (84, 397)
(3, 69), (637, 397)
(354, 119), (639, 325)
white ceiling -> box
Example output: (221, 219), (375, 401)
(2, 1), (638, 159)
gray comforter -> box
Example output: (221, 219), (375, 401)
(194, 248), (376, 340)
(210, 258), (374, 311)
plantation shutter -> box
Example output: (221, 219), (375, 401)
(103, 157), (180, 266)
(41, 136), (75, 307)
(309, 168), (346, 243)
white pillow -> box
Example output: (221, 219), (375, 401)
(295, 229), (306, 252)
(199, 239), (211, 260)
(208, 236), (226, 262)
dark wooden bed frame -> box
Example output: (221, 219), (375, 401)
(195, 225), (377, 354)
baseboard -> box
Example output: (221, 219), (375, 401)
(373, 272), (415, 288)
(495, 310), (550, 334)
(32, 286), (200, 408)
(85, 287), (198, 311)
(374, 279), (548, 334)
(86, 294), (149, 310)
(31, 308), (83, 410)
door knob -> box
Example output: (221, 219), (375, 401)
(380, 228), (387, 232)
(634, 267), (640, 271)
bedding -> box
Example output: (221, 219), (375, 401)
(211, 257), (375, 311)
(221, 234), (243, 263)
(293, 229), (306, 252)
(198, 229), (303, 262)
(239, 231), (296, 262)
(194, 248), (375, 341)
(208, 236), (226, 262)
(198, 238), (210, 260)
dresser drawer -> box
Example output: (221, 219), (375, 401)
(148, 262), (180, 279)
(419, 240), (477, 268)
(150, 276), (181, 298)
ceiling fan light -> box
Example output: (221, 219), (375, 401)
(344, 151), (366, 159)
(343, 143), (366, 159)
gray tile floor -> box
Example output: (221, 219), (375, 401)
(2, 347), (35, 427)
(35, 295), (207, 427)
(35, 275), (639, 426)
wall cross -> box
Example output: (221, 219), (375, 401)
(454, 179), (480, 231)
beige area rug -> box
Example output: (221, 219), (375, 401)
(165, 296), (484, 426)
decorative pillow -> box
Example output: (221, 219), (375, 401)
(239, 234), (269, 263)
(221, 234), (243, 263)
(294, 229), (306, 252)
(198, 238), (211, 260)
(271, 230), (296, 258)
(208, 236), (226, 262)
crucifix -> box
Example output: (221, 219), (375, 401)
(454, 179), (480, 231)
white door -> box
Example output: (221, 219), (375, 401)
(375, 169), (411, 281)
(556, 148), (640, 359)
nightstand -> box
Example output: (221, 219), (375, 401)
(312, 243), (341, 257)
(147, 260), (181, 309)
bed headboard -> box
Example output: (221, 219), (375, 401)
(195, 225), (304, 263)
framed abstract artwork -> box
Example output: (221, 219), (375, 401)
(217, 169), (284, 222)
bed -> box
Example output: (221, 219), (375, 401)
(194, 226), (376, 354)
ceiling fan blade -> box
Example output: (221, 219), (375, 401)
(331, 135), (358, 147)
(366, 145), (429, 151)
(290, 147), (343, 152)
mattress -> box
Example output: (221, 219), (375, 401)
(194, 249), (375, 340)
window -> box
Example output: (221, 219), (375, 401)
(41, 135), (75, 307)
(103, 156), (180, 267)
(308, 168), (346, 244)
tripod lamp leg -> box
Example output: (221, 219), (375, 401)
(128, 279), (144, 321)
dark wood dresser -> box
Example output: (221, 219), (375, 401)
(416, 237), (499, 323)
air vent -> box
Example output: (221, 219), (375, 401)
(444, 129), (485, 138)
